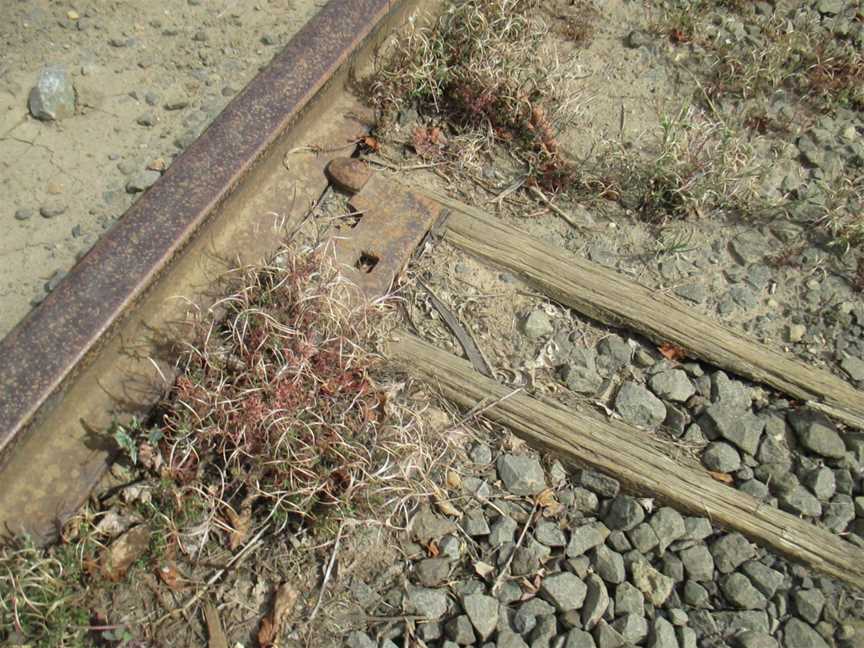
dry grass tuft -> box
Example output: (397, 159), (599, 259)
(367, 0), (583, 191)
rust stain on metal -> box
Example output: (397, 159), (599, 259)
(340, 174), (443, 299)
(0, 0), (401, 467)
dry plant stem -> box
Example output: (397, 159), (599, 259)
(443, 387), (524, 433)
(492, 499), (539, 595)
(307, 520), (346, 625)
(528, 186), (598, 230)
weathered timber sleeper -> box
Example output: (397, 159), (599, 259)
(389, 332), (864, 588)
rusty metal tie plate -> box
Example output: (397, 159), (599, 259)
(338, 174), (444, 298)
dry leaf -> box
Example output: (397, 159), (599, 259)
(434, 498), (463, 520)
(708, 470), (734, 484)
(659, 342), (687, 362)
(225, 495), (257, 550)
(474, 561), (495, 577)
(205, 602), (229, 648)
(535, 488), (562, 516)
(257, 583), (299, 648)
(157, 561), (183, 590)
(360, 135), (380, 152)
(412, 127), (447, 159)
(426, 540), (440, 558)
(446, 470), (462, 490)
(101, 525), (151, 581)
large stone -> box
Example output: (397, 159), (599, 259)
(540, 572), (588, 611)
(710, 533), (756, 574)
(28, 65), (76, 120)
(649, 370), (696, 402)
(581, 573), (609, 630)
(592, 546), (626, 584)
(793, 589), (825, 625)
(822, 499), (855, 533)
(778, 485), (822, 518)
(648, 617), (678, 648)
(701, 404), (765, 455)
(445, 615), (476, 645)
(611, 614), (648, 644)
(631, 559), (675, 606)
(702, 441), (742, 473)
(416, 558), (451, 587)
(561, 348), (604, 394)
(615, 382), (667, 427)
(803, 467), (836, 501)
(788, 411), (846, 459)
(711, 371), (752, 409)
(627, 523), (659, 554)
(782, 618), (830, 648)
(497, 631), (530, 648)
(649, 508), (686, 554)
(742, 561), (785, 598)
(679, 545), (715, 581)
(463, 593), (498, 640)
(535, 521), (567, 548)
(406, 587), (450, 619)
(714, 611), (769, 635)
(566, 522), (610, 557)
(497, 454), (547, 496)
(565, 628), (597, 648)
(592, 621), (626, 648)
(736, 631), (779, 648)
(720, 573), (767, 610)
(523, 310), (554, 339)
(412, 508), (457, 544)
(615, 582), (645, 616)
(574, 470), (620, 498)
(489, 516), (518, 546)
(604, 495), (645, 531)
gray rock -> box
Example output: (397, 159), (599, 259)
(412, 509), (457, 544)
(497, 455), (547, 496)
(730, 232), (768, 265)
(631, 559), (675, 606)
(592, 545), (626, 584)
(541, 572), (588, 611)
(405, 587), (449, 619)
(416, 558), (450, 587)
(530, 614), (557, 646)
(569, 487), (601, 512)
(804, 467), (836, 501)
(14, 208), (32, 221)
(346, 631), (376, 648)
(536, 521), (567, 548)
(702, 441), (742, 473)
(793, 589), (825, 625)
(464, 510), (491, 536)
(574, 470), (620, 498)
(513, 598), (555, 635)
(683, 517), (713, 541)
(701, 404), (764, 455)
(628, 522), (659, 554)
(615, 582), (645, 616)
(498, 631), (530, 648)
(582, 574), (609, 630)
(720, 573), (767, 609)
(661, 554), (684, 582)
(125, 170), (161, 193)
(683, 580), (710, 607)
(788, 411), (846, 459)
(604, 496), (645, 531)
(711, 371), (752, 409)
(607, 530), (632, 553)
(758, 435), (792, 468)
(822, 499), (855, 532)
(28, 65), (76, 120)
(778, 485), (822, 518)
(649, 370), (695, 402)
(39, 205), (66, 218)
(592, 621), (626, 648)
(561, 348), (604, 394)
(615, 382), (667, 428)
(782, 618), (829, 648)
(675, 283), (708, 304)
(598, 335), (632, 370)
(470, 443), (493, 464)
(840, 355), (864, 382)
(566, 522), (609, 557)
(445, 615), (476, 644)
(524, 310), (554, 339)
(611, 614), (648, 644)
(565, 628), (597, 648)
(740, 479), (770, 500)
(678, 626), (698, 648)
(679, 545), (714, 581)
(742, 561), (784, 598)
(713, 611), (769, 635)
(710, 533), (756, 574)
(648, 617), (677, 648)
(735, 631), (779, 648)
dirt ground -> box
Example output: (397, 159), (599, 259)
(0, 0), (323, 339)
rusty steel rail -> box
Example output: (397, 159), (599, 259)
(0, 0), (425, 539)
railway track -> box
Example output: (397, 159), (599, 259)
(1, 0), (863, 610)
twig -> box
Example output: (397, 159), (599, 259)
(360, 155), (446, 173)
(528, 186), (599, 230)
(492, 499), (540, 595)
(153, 526), (268, 626)
(444, 387), (523, 433)
(307, 521), (346, 624)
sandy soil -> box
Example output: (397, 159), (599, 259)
(0, 0), (324, 338)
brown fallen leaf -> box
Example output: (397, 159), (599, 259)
(204, 602), (229, 648)
(659, 342), (687, 362)
(360, 135), (380, 153)
(257, 583), (299, 648)
(101, 524), (151, 582)
(225, 494), (257, 550)
(445, 470), (462, 490)
(708, 470), (734, 484)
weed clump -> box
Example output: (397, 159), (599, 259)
(367, 0), (582, 190)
